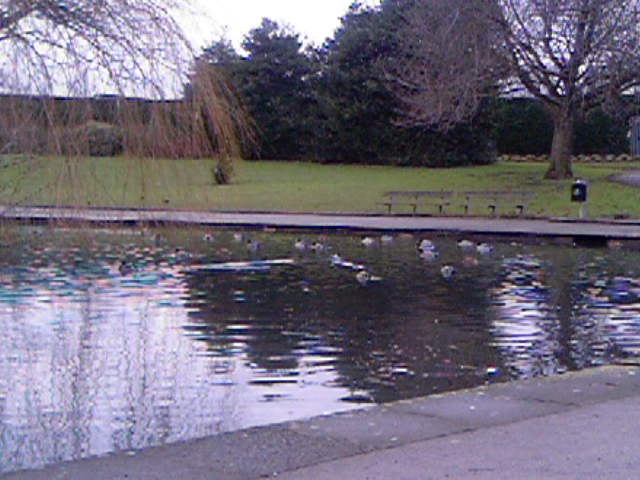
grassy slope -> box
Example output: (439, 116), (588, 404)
(0, 155), (638, 218)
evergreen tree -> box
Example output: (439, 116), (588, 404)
(236, 19), (318, 160)
(315, 1), (496, 166)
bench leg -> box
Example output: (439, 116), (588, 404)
(464, 196), (475, 215)
(488, 204), (497, 216)
(439, 202), (452, 215)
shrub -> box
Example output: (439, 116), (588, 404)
(212, 161), (233, 185)
(389, 121), (497, 168)
(83, 121), (124, 157)
(494, 98), (553, 155)
(574, 109), (629, 155)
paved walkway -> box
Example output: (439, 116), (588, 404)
(2, 205), (640, 239)
(611, 169), (640, 188)
(4, 366), (639, 479)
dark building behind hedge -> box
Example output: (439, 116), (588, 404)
(0, 94), (224, 159)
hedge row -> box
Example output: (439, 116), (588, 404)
(494, 98), (634, 156)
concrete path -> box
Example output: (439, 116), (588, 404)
(2, 205), (640, 239)
(611, 169), (640, 188)
(3, 366), (639, 480)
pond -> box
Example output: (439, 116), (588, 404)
(0, 224), (639, 474)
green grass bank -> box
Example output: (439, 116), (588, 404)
(0, 155), (638, 218)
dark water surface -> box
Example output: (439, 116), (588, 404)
(1, 225), (639, 473)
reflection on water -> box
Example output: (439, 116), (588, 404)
(489, 255), (564, 378)
(572, 262), (640, 367)
(0, 226), (639, 474)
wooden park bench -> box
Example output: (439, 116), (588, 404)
(462, 191), (535, 216)
(380, 191), (454, 215)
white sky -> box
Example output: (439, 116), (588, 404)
(185, 0), (380, 51)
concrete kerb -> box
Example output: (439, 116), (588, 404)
(4, 366), (640, 480)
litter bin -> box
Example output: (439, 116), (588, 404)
(571, 179), (588, 203)
(571, 179), (588, 218)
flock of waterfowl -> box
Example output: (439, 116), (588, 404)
(113, 230), (499, 285)
(416, 236), (495, 281)
(190, 230), (497, 286)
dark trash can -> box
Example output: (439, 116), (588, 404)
(571, 179), (588, 203)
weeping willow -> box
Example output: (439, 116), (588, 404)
(0, 0), (254, 210)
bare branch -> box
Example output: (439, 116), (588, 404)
(384, 0), (507, 129)
(496, 0), (640, 113)
(0, 0), (194, 97)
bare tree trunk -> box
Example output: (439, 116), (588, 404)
(545, 111), (575, 179)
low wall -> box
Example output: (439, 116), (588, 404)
(500, 154), (640, 163)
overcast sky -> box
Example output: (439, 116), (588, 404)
(185, 0), (380, 51)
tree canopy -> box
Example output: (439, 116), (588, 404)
(199, 19), (317, 160)
(193, 1), (639, 171)
(313, 2), (400, 163)
(238, 19), (317, 159)
(378, 0), (640, 177)
(197, 6), (497, 166)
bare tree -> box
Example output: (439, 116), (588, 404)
(389, 0), (640, 179)
(385, 0), (507, 130)
(495, 0), (640, 178)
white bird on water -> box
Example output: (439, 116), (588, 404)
(419, 250), (439, 262)
(310, 241), (326, 252)
(440, 264), (456, 279)
(476, 242), (494, 255)
(361, 236), (376, 247)
(356, 270), (382, 285)
(457, 239), (474, 249)
(418, 239), (436, 252)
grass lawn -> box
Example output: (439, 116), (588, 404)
(0, 155), (638, 218)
